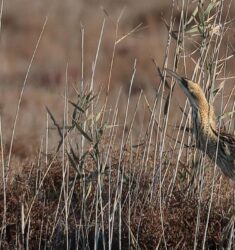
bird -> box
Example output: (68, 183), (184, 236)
(166, 69), (235, 181)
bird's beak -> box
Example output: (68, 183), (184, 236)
(165, 69), (197, 108)
(165, 69), (188, 89)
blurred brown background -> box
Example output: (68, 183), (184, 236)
(0, 0), (235, 159)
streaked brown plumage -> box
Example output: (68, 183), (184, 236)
(167, 69), (235, 181)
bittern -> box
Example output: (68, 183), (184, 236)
(167, 69), (235, 181)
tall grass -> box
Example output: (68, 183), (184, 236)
(1, 0), (235, 249)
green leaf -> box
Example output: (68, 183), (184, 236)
(46, 107), (63, 138)
(213, 81), (225, 97)
(219, 111), (235, 120)
(164, 92), (172, 116)
(46, 106), (66, 152)
(95, 111), (102, 122)
(74, 123), (93, 142)
(185, 6), (198, 26)
(185, 25), (199, 34)
(204, 1), (220, 17)
(69, 100), (85, 113)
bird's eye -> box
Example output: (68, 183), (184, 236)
(190, 92), (197, 99)
(182, 79), (188, 87)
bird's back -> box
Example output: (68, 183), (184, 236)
(207, 128), (235, 180)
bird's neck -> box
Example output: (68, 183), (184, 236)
(195, 98), (217, 137)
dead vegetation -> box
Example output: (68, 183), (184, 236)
(1, 151), (234, 249)
(0, 0), (235, 249)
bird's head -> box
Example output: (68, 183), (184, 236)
(166, 69), (217, 132)
(166, 69), (206, 109)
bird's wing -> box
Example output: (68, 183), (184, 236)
(210, 126), (235, 158)
(219, 131), (235, 147)
(219, 131), (235, 160)
(210, 125), (235, 146)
